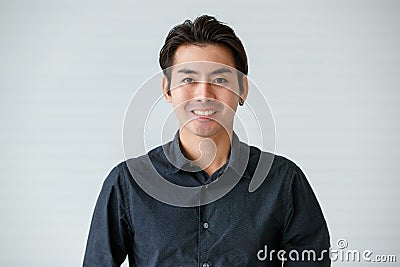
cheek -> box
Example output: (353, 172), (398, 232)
(171, 93), (189, 109)
(221, 93), (239, 109)
(171, 88), (195, 103)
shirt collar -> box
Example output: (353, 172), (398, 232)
(163, 131), (252, 179)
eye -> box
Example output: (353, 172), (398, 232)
(182, 77), (194, 84)
(213, 77), (228, 84)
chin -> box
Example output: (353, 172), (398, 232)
(190, 126), (224, 139)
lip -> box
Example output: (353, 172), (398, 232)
(192, 109), (217, 115)
(190, 110), (218, 121)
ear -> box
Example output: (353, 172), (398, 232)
(240, 75), (249, 101)
(162, 76), (172, 102)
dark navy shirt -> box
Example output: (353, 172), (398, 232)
(83, 132), (330, 266)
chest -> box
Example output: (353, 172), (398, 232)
(129, 181), (284, 266)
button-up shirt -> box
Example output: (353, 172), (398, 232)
(83, 132), (330, 266)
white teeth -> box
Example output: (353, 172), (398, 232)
(193, 110), (217, 116)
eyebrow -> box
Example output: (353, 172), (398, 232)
(210, 68), (232, 75)
(177, 68), (198, 75)
(176, 67), (233, 75)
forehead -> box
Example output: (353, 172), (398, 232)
(172, 44), (236, 68)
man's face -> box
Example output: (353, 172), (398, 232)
(162, 44), (248, 139)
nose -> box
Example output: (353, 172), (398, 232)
(194, 81), (215, 101)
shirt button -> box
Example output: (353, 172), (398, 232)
(202, 222), (209, 229)
(202, 263), (210, 267)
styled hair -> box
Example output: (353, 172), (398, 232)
(159, 15), (248, 92)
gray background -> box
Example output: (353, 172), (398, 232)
(1, 0), (399, 266)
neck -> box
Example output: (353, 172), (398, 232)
(179, 128), (233, 176)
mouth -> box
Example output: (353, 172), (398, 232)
(191, 109), (218, 116)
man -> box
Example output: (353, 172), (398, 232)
(83, 15), (330, 266)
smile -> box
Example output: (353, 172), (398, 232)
(192, 110), (218, 116)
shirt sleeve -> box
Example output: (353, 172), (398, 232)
(282, 164), (331, 267)
(83, 164), (133, 267)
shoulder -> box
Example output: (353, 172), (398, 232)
(101, 161), (130, 189)
(271, 153), (301, 175)
(103, 144), (167, 185)
(266, 153), (317, 200)
(248, 145), (300, 173)
(247, 145), (307, 186)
